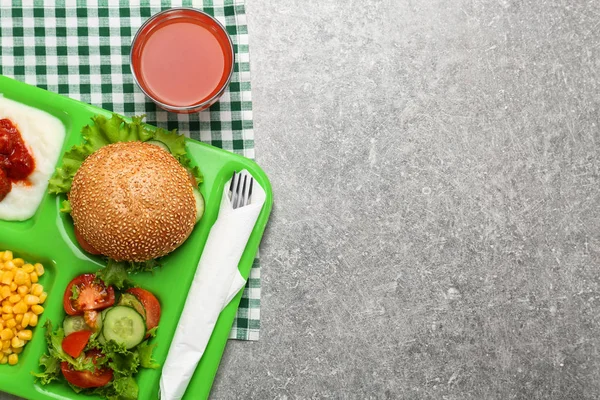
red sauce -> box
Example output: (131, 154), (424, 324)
(0, 119), (35, 201)
(131, 9), (233, 110)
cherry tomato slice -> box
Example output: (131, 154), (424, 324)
(74, 227), (101, 255)
(64, 274), (115, 316)
(60, 350), (113, 388)
(126, 288), (161, 334)
(61, 330), (93, 358)
(83, 310), (101, 330)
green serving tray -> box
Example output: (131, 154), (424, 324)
(0, 75), (272, 400)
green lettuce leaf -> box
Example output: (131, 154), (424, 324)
(146, 326), (158, 338)
(109, 351), (140, 376)
(95, 260), (134, 290)
(152, 127), (187, 159)
(125, 258), (162, 274)
(112, 376), (139, 400)
(60, 200), (72, 213)
(100, 340), (140, 376)
(95, 259), (161, 287)
(137, 341), (160, 369)
(31, 353), (61, 385)
(48, 144), (89, 194)
(67, 381), (84, 394)
(48, 114), (203, 195)
(91, 376), (139, 400)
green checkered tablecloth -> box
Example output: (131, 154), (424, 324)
(0, 0), (261, 341)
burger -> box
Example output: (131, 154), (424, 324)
(70, 141), (200, 262)
(49, 114), (204, 267)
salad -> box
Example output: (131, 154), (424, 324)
(34, 264), (160, 399)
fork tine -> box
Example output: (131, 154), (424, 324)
(240, 174), (248, 208)
(234, 173), (243, 209)
(230, 171), (237, 205)
(244, 177), (253, 206)
(248, 177), (253, 201)
(229, 171), (236, 192)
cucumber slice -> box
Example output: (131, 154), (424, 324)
(102, 306), (146, 349)
(97, 308), (111, 344)
(193, 188), (205, 223)
(146, 140), (170, 152)
(63, 316), (90, 337)
(100, 308), (110, 321)
(118, 293), (146, 321)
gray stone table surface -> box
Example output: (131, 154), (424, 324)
(212, 0), (600, 399)
(3, 0), (600, 399)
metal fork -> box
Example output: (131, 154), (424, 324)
(229, 171), (254, 209)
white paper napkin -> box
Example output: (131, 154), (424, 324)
(160, 170), (266, 400)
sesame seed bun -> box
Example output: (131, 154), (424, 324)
(69, 141), (197, 262)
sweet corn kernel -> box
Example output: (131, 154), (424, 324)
(15, 314), (22, 323)
(12, 302), (27, 315)
(17, 286), (28, 296)
(23, 295), (39, 306)
(8, 294), (20, 304)
(5, 319), (16, 329)
(0, 328), (14, 340)
(17, 330), (31, 341)
(1, 305), (12, 314)
(12, 347), (22, 354)
(3, 261), (15, 271)
(1, 271), (14, 285)
(12, 259), (24, 268)
(39, 292), (47, 304)
(29, 313), (38, 327)
(30, 284), (43, 297)
(0, 355), (6, 364)
(1, 340), (9, 350)
(2, 347), (12, 355)
(8, 353), (17, 365)
(2, 251), (12, 262)
(22, 263), (34, 273)
(13, 269), (28, 286)
(29, 272), (38, 283)
(34, 263), (44, 276)
(31, 305), (44, 315)
(11, 336), (24, 348)
(1, 313), (12, 321)
(9, 282), (17, 291)
(20, 313), (30, 329)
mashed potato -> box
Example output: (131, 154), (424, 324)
(0, 96), (66, 221)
